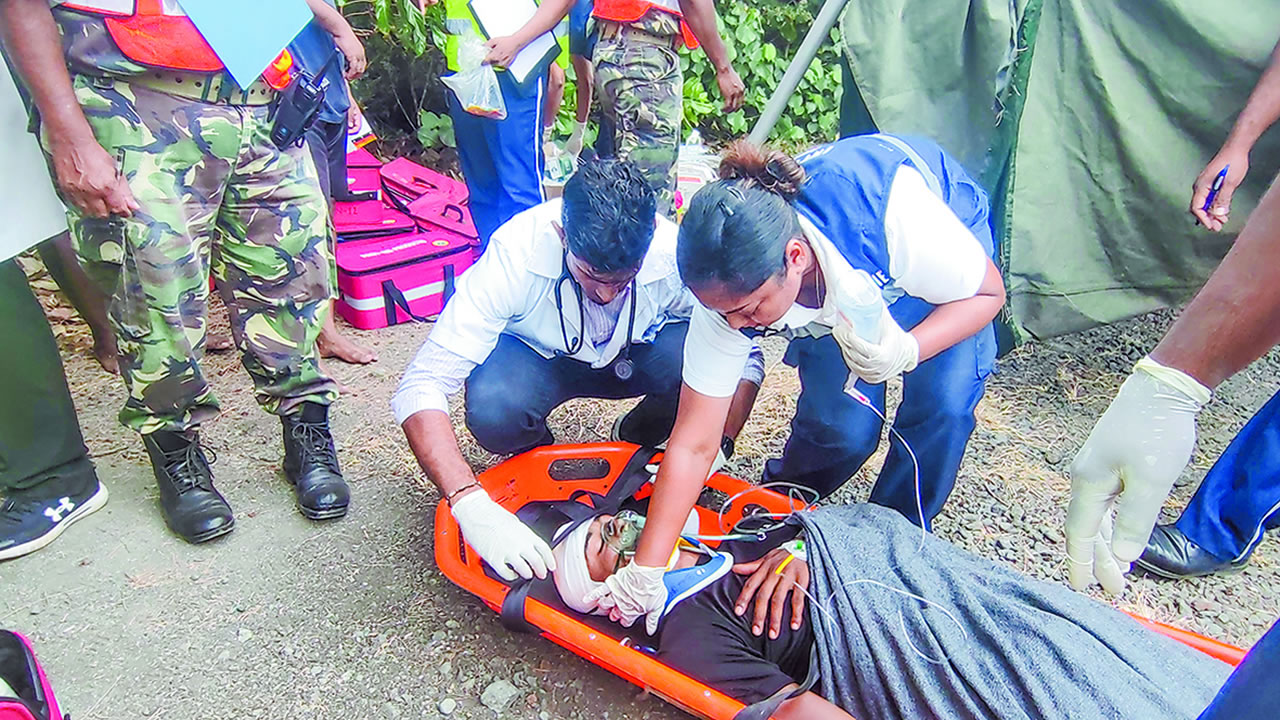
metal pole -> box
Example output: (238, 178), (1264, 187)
(746, 0), (850, 145)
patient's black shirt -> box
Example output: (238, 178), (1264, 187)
(656, 569), (815, 705)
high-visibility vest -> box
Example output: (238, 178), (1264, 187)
(442, 0), (484, 73)
(60, 0), (295, 86)
(443, 0), (570, 73)
(61, 0), (225, 72)
(592, 0), (697, 49)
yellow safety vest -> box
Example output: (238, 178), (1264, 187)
(443, 0), (566, 72)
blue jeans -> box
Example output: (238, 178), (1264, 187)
(1176, 388), (1280, 562)
(464, 322), (688, 454)
(448, 73), (545, 249)
(1198, 618), (1280, 719)
(762, 295), (995, 529)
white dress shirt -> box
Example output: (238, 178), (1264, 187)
(393, 199), (693, 424)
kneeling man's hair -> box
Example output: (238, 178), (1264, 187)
(562, 159), (657, 274)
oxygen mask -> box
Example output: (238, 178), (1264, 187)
(601, 510), (646, 571)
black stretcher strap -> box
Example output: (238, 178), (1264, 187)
(499, 446), (662, 634)
(732, 645), (821, 720)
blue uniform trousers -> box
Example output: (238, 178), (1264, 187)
(448, 73), (545, 249)
(762, 295), (995, 529)
(1198, 618), (1280, 720)
(1176, 387), (1280, 562)
(464, 322), (688, 454)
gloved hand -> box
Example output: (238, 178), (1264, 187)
(451, 490), (556, 581)
(832, 307), (919, 384)
(585, 562), (668, 635)
(565, 119), (588, 158)
(1066, 357), (1210, 592)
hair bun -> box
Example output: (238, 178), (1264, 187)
(718, 139), (805, 201)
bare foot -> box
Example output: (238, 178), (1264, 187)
(318, 327), (378, 365)
(207, 333), (234, 352)
(93, 335), (119, 375)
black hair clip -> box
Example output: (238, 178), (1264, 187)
(764, 157), (791, 183)
(717, 185), (745, 218)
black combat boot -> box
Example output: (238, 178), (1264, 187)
(142, 431), (234, 544)
(281, 402), (349, 520)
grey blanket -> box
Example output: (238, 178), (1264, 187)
(798, 504), (1230, 720)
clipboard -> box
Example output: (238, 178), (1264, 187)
(467, 0), (560, 93)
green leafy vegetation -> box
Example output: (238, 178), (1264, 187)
(341, 0), (842, 152)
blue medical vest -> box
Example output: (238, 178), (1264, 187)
(793, 134), (993, 303)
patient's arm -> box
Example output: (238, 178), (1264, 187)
(776, 688), (856, 720)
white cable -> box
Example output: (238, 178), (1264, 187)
(844, 386), (927, 552)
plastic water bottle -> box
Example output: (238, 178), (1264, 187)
(836, 269), (885, 343)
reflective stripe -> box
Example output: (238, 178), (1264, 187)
(342, 281), (448, 311)
(445, 18), (474, 35)
(650, 0), (680, 12)
(63, 0), (187, 14)
(61, 0), (135, 13)
(872, 133), (943, 199)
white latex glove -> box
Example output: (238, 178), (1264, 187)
(644, 448), (727, 483)
(566, 119), (588, 158)
(831, 306), (919, 385)
(1065, 357), (1210, 592)
(585, 562), (667, 635)
(451, 490), (556, 582)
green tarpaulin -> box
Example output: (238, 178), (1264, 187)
(838, 0), (1280, 342)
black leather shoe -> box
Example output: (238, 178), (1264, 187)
(143, 431), (234, 544)
(1134, 524), (1248, 579)
(282, 403), (349, 520)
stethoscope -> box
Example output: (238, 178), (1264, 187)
(554, 254), (638, 381)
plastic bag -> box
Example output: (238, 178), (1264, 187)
(442, 36), (507, 120)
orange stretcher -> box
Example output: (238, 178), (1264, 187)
(434, 443), (1245, 720)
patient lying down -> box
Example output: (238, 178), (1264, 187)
(551, 504), (1231, 720)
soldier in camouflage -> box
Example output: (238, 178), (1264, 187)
(592, 0), (743, 217)
(1, 0), (350, 544)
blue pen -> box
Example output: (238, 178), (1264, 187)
(1202, 165), (1231, 212)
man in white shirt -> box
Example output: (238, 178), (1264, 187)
(393, 159), (762, 581)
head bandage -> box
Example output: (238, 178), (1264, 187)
(552, 521), (607, 614)
(552, 510), (704, 614)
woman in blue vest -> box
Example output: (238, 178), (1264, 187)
(585, 136), (1007, 632)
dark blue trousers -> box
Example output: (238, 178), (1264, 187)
(464, 322), (688, 455)
(1176, 387), (1280, 562)
(762, 295), (995, 529)
(448, 73), (545, 249)
(1198, 618), (1280, 720)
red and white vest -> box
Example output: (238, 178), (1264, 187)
(61, 0), (227, 72)
(592, 0), (698, 49)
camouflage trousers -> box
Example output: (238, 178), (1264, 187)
(594, 21), (682, 217)
(56, 76), (338, 435)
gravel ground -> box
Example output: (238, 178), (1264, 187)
(2, 285), (1277, 719)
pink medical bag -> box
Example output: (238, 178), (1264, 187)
(0, 631), (62, 720)
(380, 158), (468, 205)
(335, 229), (476, 329)
(347, 166), (383, 198)
(405, 195), (479, 243)
(332, 200), (418, 241)
(346, 147), (381, 169)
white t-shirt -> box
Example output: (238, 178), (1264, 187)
(682, 165), (989, 398)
